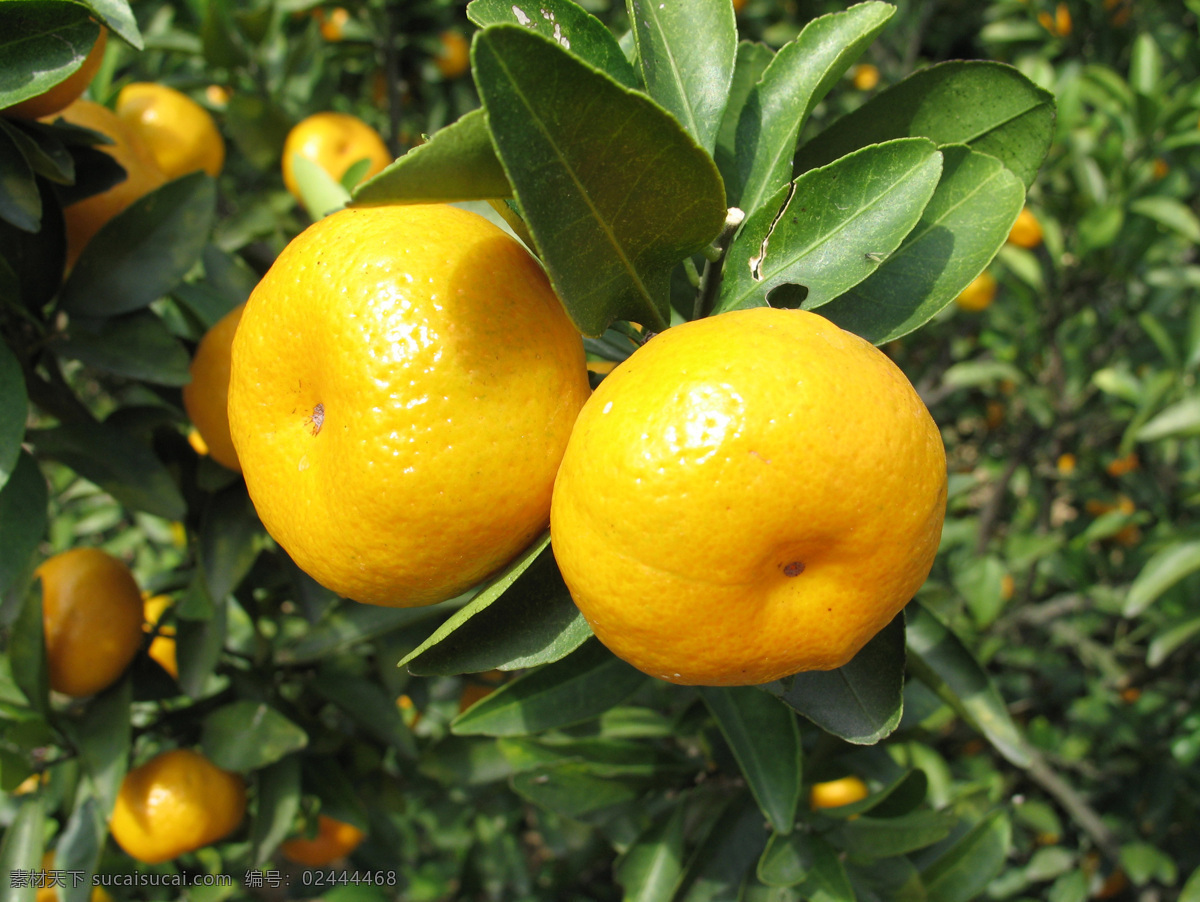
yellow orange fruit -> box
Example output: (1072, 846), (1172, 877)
(315, 7), (351, 41)
(810, 776), (870, 810)
(205, 85), (231, 107)
(1106, 452), (1139, 477)
(852, 64), (880, 91)
(280, 815), (366, 866)
(116, 82), (225, 179)
(3, 27), (108, 120)
(1057, 453), (1076, 475)
(550, 308), (947, 686)
(228, 204), (590, 607)
(143, 593), (178, 679)
(182, 304), (245, 472)
(281, 112), (392, 201)
(110, 749), (246, 864)
(436, 30), (471, 79)
(46, 100), (168, 269)
(36, 548), (144, 697)
(955, 271), (997, 312)
(1007, 207), (1043, 248)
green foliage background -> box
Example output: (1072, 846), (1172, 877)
(1, 0), (1200, 900)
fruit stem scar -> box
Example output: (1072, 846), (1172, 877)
(307, 403), (325, 435)
(783, 561), (805, 577)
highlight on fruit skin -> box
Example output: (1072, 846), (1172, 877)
(810, 776), (870, 810)
(2, 26), (108, 120)
(954, 271), (997, 312)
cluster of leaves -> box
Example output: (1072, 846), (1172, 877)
(884, 2), (1200, 899)
(7, 0), (1197, 900)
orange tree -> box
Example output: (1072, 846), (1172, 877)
(19, 0), (1200, 899)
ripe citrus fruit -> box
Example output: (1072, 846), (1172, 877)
(954, 271), (997, 312)
(143, 593), (178, 678)
(435, 30), (471, 79)
(550, 308), (946, 686)
(36, 548), (144, 697)
(852, 64), (880, 91)
(281, 112), (392, 201)
(110, 748), (246, 864)
(315, 7), (351, 41)
(810, 776), (870, 810)
(280, 815), (366, 866)
(115, 82), (226, 179)
(46, 99), (167, 269)
(3, 27), (108, 120)
(1007, 207), (1043, 248)
(182, 304), (245, 472)
(228, 204), (590, 607)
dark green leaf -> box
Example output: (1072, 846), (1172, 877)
(65, 675), (131, 814)
(0, 453), (45, 603)
(497, 735), (686, 778)
(60, 173), (217, 317)
(200, 486), (261, 603)
(511, 760), (647, 817)
(9, 580), (47, 715)
(675, 794), (768, 902)
(250, 754), (301, 865)
(758, 832), (847, 889)
(450, 637), (647, 736)
(0, 795), (45, 902)
(0, 342), (27, 491)
(0, 176), (64, 309)
(467, 0), (638, 88)
(73, 0), (142, 47)
(201, 0), (247, 69)
(717, 138), (941, 314)
(0, 125), (40, 232)
(55, 795), (106, 902)
(355, 109), (509, 205)
(835, 809), (956, 857)
(820, 145), (1025, 344)
(201, 701), (309, 772)
(628, 0), (736, 154)
(418, 736), (516, 786)
(732, 1), (895, 214)
(762, 610), (905, 745)
(615, 806), (686, 902)
(715, 41), (774, 197)
(401, 534), (592, 675)
(29, 418), (186, 520)
(473, 24), (726, 336)
(920, 810), (1011, 902)
(794, 60), (1055, 190)
(833, 769), (927, 819)
(906, 602), (1030, 767)
(57, 311), (191, 386)
(176, 583), (225, 698)
(0, 6), (98, 110)
(1179, 866), (1200, 902)
(700, 687), (802, 834)
(0, 119), (75, 185)
(313, 671), (416, 758)
(276, 601), (452, 665)
(202, 245), (259, 311)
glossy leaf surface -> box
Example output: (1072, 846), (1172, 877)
(473, 24), (726, 335)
